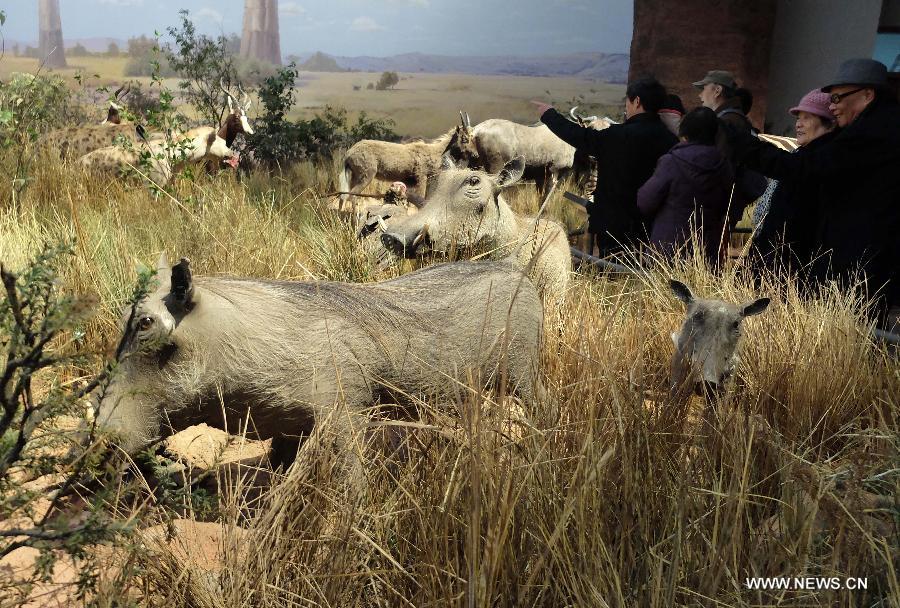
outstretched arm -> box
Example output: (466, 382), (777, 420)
(534, 105), (608, 158)
(725, 123), (867, 183)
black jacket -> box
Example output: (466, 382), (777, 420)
(729, 98), (900, 311)
(749, 130), (837, 273)
(542, 109), (677, 251)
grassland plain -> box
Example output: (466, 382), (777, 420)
(1, 136), (897, 606)
(0, 56), (624, 136)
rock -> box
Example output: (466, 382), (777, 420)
(163, 424), (270, 470)
(140, 519), (246, 573)
(0, 548), (80, 608)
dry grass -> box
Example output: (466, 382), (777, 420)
(1, 152), (897, 607)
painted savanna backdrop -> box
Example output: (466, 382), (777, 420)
(1, 3), (898, 608)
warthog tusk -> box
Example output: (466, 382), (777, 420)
(377, 216), (389, 232)
(412, 223), (430, 247)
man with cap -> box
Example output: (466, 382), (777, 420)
(694, 70), (768, 235)
(725, 58), (900, 327)
(695, 70), (751, 131)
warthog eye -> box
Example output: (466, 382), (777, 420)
(468, 175), (480, 187)
(137, 316), (155, 331)
(732, 320), (741, 331)
(475, 202), (485, 214)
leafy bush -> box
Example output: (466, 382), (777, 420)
(121, 81), (163, 119)
(68, 43), (90, 57)
(0, 243), (151, 594)
(123, 36), (176, 78)
(234, 55), (280, 87)
(0, 73), (83, 149)
(375, 71), (399, 91)
(164, 9), (239, 127)
(248, 64), (398, 167)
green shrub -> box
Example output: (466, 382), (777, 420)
(123, 36), (176, 78)
(164, 9), (239, 127)
(248, 63), (399, 166)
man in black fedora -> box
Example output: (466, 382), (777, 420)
(725, 58), (900, 327)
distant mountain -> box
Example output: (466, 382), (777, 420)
(291, 51), (629, 82)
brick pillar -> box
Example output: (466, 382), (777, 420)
(240, 0), (282, 66)
(629, 0), (776, 129)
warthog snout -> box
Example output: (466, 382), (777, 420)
(381, 224), (430, 258)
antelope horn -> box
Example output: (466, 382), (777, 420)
(412, 223), (430, 247)
(219, 77), (235, 102)
(237, 83), (251, 108)
(113, 83), (126, 99)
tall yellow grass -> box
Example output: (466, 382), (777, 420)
(1, 153), (897, 607)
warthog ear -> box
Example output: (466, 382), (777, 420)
(741, 297), (770, 317)
(440, 152), (456, 171)
(497, 156), (525, 189)
(670, 279), (694, 305)
(170, 257), (196, 311)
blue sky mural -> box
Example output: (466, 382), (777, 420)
(2, 0), (634, 57)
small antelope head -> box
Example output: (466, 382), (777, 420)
(669, 280), (770, 389)
(102, 83), (131, 125)
(446, 110), (478, 168)
(219, 78), (254, 144)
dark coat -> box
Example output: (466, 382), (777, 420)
(541, 108), (677, 253)
(715, 97), (767, 224)
(749, 130), (838, 272)
(636, 142), (733, 265)
(728, 97), (900, 312)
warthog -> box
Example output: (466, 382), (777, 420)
(669, 280), (770, 398)
(95, 255), (545, 466)
(380, 156), (570, 303)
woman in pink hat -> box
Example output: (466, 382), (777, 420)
(750, 89), (836, 275)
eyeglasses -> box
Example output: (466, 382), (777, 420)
(829, 88), (864, 104)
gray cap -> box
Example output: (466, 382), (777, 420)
(692, 70), (737, 90)
(821, 58), (888, 92)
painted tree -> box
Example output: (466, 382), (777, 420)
(240, 0), (281, 66)
(38, 0), (67, 68)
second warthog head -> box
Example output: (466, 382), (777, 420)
(381, 155), (525, 259)
(669, 279), (770, 389)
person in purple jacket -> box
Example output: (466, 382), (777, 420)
(637, 107), (734, 268)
